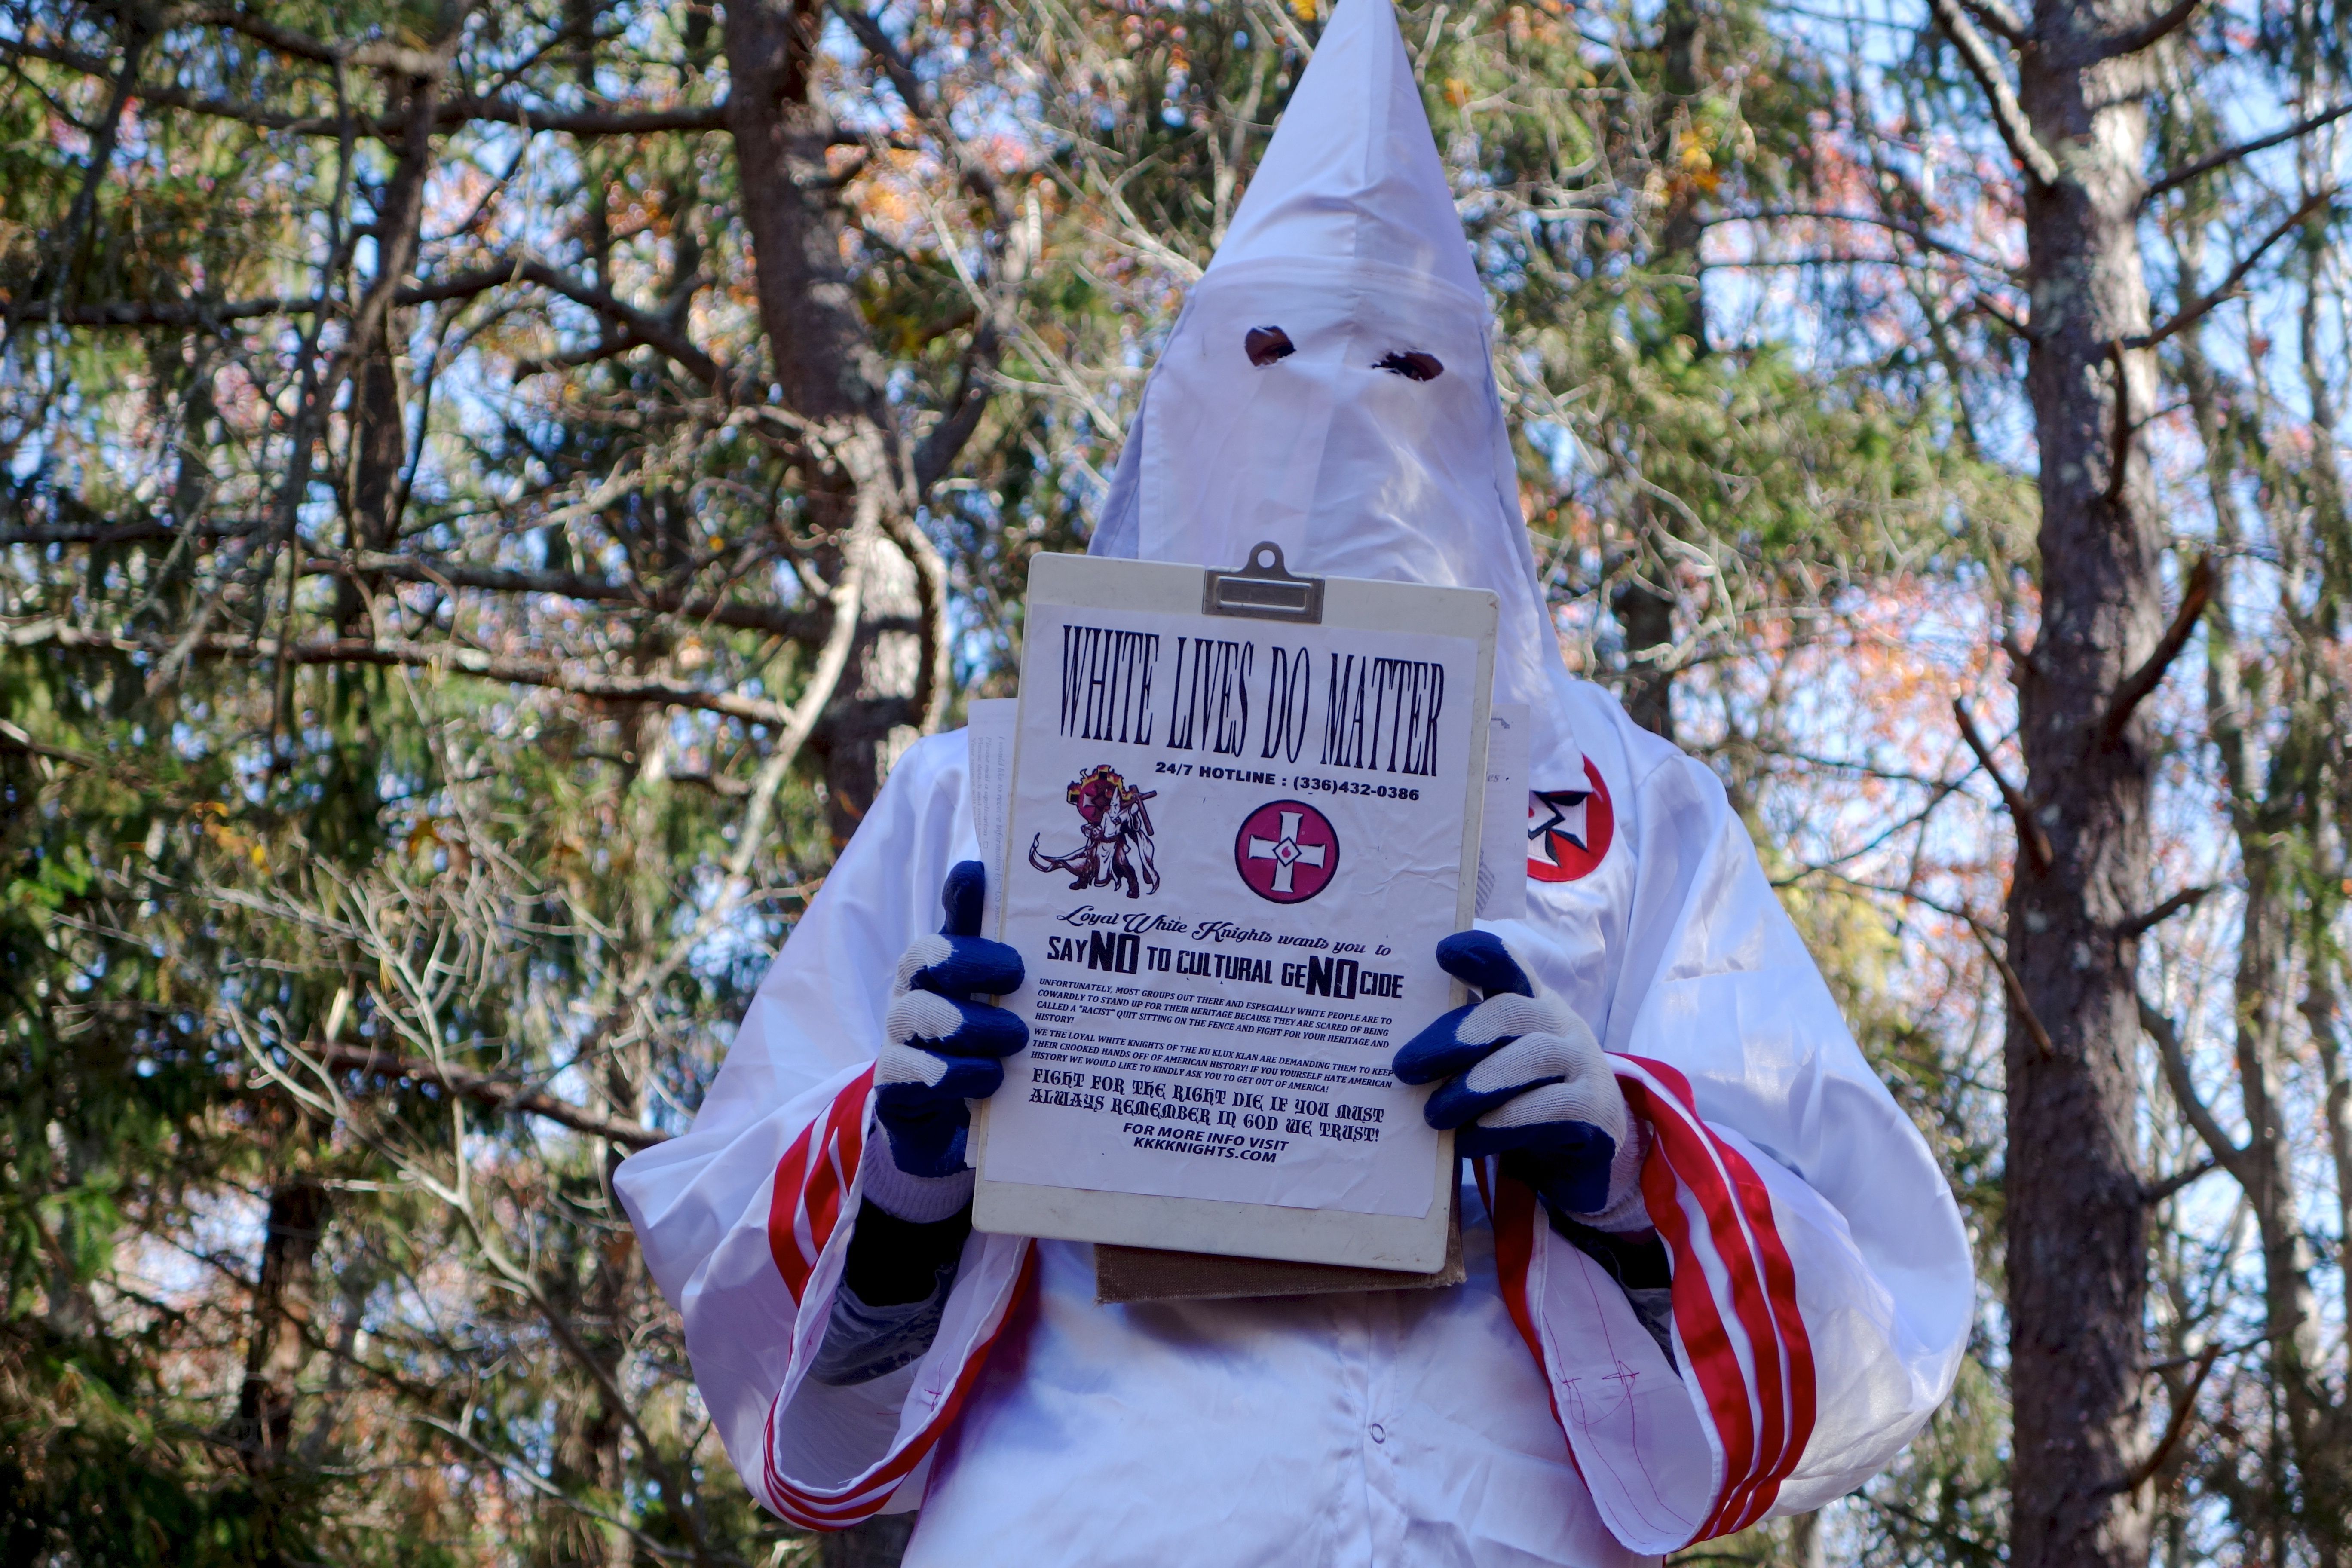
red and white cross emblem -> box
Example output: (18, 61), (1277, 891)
(1235, 799), (1339, 903)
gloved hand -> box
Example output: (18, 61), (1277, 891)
(1393, 930), (1645, 1228)
(873, 861), (1028, 1179)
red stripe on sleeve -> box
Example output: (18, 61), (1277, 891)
(1723, 1140), (1818, 1532)
(1489, 1164), (1544, 1373)
(1625, 1078), (1761, 1537)
(766, 1133), (816, 1305)
(1618, 1055), (1817, 1539)
(766, 1067), (877, 1307)
(761, 1241), (1038, 1528)
(1461, 1054), (1822, 1553)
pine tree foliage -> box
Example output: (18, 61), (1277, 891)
(9, 0), (2346, 1565)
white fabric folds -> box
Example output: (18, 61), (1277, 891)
(616, 0), (1973, 1560)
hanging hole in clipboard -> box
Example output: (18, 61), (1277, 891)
(1202, 539), (1326, 624)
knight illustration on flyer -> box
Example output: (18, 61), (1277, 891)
(1028, 763), (1159, 898)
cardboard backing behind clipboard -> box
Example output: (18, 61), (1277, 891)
(1094, 1186), (1467, 1303)
(968, 549), (1498, 1290)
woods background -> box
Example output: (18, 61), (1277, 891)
(3, 0), (2349, 1563)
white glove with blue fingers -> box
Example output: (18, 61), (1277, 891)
(872, 861), (1028, 1181)
(1392, 930), (1648, 1231)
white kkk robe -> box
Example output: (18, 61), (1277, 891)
(615, 0), (1972, 1558)
(615, 680), (1972, 1563)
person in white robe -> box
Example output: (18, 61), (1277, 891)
(615, 1), (1975, 1561)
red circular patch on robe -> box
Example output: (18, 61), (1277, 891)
(1526, 760), (1614, 883)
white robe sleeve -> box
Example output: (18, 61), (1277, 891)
(1491, 744), (1975, 1555)
(612, 733), (1032, 1529)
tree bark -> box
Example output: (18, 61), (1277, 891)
(1608, 0), (1710, 743)
(340, 338), (405, 634)
(1611, 575), (1678, 740)
(820, 1515), (916, 1568)
(232, 1176), (330, 1470)
(1655, 0), (1710, 356)
(2002, 8), (2168, 1567)
(823, 528), (925, 842)
(725, 0), (928, 841)
(2197, 253), (2352, 1566)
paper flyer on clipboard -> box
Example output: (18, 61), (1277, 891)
(967, 548), (1498, 1271)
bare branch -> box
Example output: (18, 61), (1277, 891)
(341, 40), (450, 77)
(914, 320), (1002, 491)
(184, 6), (356, 67)
(2144, 99), (2352, 205)
(8, 256), (728, 388)
(2139, 994), (2249, 1176)
(2145, 1325), (2300, 1372)
(878, 504), (954, 734)
(1953, 696), (2054, 874)
(2118, 883), (2216, 940)
(1970, 291), (2035, 338)
(1704, 209), (2019, 277)
(0, 518), (266, 545)
(4, 37), (726, 138)
(2099, 0), (2203, 61)
(583, 558), (870, 1037)
(408, 1415), (710, 1565)
(1956, 0), (2030, 42)
(8, 527), (877, 646)
(3, 36), (349, 133)
(189, 6), (714, 109)
(9, 294), (309, 327)
(1929, 0), (2062, 188)
(2117, 1341), (2220, 1493)
(433, 97), (730, 137)
(2132, 189), (2336, 348)
(191, 9), (657, 93)
(312, 1041), (664, 1148)
(1971, 917), (2056, 1059)
(0, 717), (104, 769)
(462, 258), (729, 389)
(46, 60), (313, 129)
(834, 2), (937, 132)
(2141, 1158), (2219, 1205)
(2096, 553), (2214, 744)
(3, 621), (808, 729)
(299, 552), (869, 643)
(37, 13), (152, 322)
(250, 1025), (713, 1560)
(2003, 626), (2044, 685)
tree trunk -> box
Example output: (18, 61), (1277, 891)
(823, 525), (925, 842)
(2003, 10), (2166, 1568)
(725, 0), (926, 842)
(1655, 0), (1709, 356)
(339, 338), (405, 634)
(1608, 0), (1710, 743)
(1611, 575), (1677, 740)
(233, 1176), (329, 1469)
(820, 1515), (916, 1568)
(2199, 257), (2352, 1560)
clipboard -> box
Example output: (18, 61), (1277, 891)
(967, 544), (1498, 1281)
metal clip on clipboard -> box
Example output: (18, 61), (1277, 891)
(1202, 541), (1325, 624)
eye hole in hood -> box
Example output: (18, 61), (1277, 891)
(1244, 325), (1297, 366)
(1373, 350), (1444, 382)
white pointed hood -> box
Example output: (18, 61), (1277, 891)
(1091, 0), (1583, 775)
